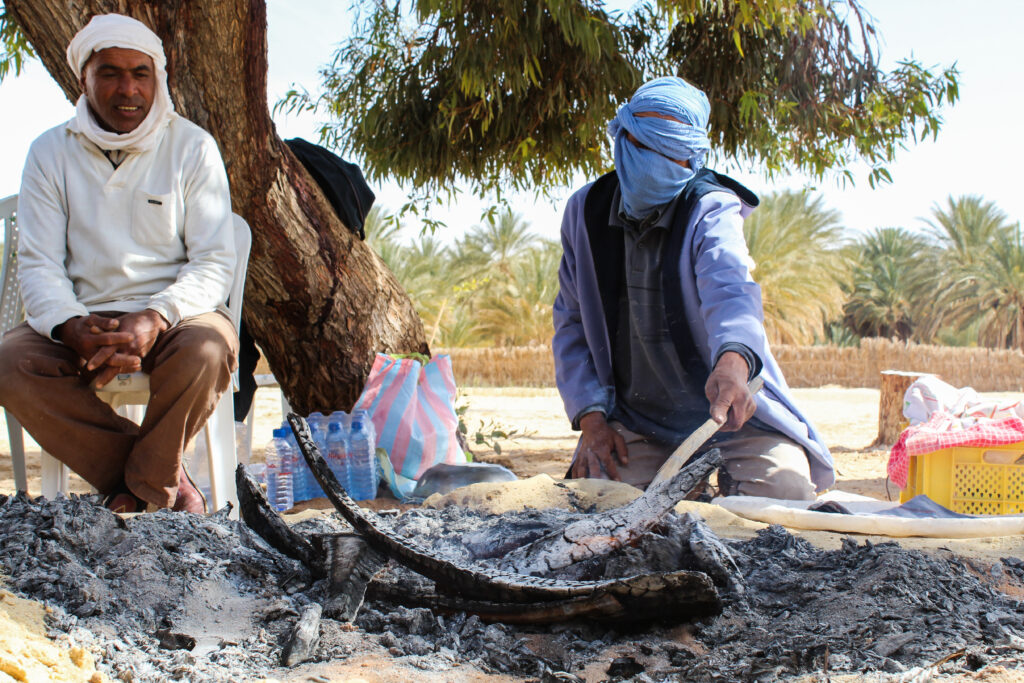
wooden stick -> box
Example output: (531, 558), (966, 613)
(649, 376), (765, 487)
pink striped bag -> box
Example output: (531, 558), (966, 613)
(353, 353), (466, 492)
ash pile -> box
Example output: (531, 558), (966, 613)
(2, 490), (1024, 682)
(369, 505), (1024, 679)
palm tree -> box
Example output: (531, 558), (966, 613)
(362, 206), (401, 266)
(940, 226), (1024, 350)
(365, 205), (563, 348)
(396, 236), (470, 344)
(919, 195), (1020, 343)
(452, 209), (537, 278)
(476, 239), (562, 345)
(742, 190), (847, 345)
(366, 211), (471, 344)
(433, 307), (489, 348)
(922, 195), (1014, 266)
(842, 227), (939, 341)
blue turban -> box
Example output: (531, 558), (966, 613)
(609, 76), (712, 219)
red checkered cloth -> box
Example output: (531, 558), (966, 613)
(887, 412), (1024, 488)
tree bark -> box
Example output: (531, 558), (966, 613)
(5, 0), (429, 415)
(874, 370), (930, 447)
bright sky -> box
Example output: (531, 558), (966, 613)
(1, 0), (1021, 243)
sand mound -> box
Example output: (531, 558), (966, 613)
(0, 586), (104, 683)
(422, 473), (642, 513)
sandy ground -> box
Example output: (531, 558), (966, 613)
(2, 384), (1021, 509)
(0, 589), (104, 682)
(460, 385), (895, 497)
(0, 385), (890, 500)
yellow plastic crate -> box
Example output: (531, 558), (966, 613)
(900, 442), (1024, 515)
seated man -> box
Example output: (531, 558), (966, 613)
(553, 77), (834, 499)
(0, 14), (238, 513)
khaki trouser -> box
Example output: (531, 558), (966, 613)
(598, 420), (816, 500)
(0, 312), (238, 507)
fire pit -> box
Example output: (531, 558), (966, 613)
(1, 463), (1023, 680)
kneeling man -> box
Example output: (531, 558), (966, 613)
(553, 77), (834, 499)
(0, 14), (238, 513)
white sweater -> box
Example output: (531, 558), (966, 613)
(17, 115), (236, 340)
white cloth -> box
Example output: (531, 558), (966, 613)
(17, 116), (236, 339)
(903, 376), (1024, 428)
(66, 14), (176, 153)
(714, 491), (1024, 538)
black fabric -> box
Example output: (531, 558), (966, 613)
(233, 321), (260, 422)
(582, 168), (758, 384)
(717, 340), (762, 382)
(582, 171), (624, 342)
(878, 494), (974, 519)
(662, 168), (715, 381)
(284, 138), (376, 240)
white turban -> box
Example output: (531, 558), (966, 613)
(66, 13), (176, 153)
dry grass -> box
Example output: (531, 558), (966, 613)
(437, 345), (555, 387)
(441, 339), (1024, 391)
(774, 338), (1024, 391)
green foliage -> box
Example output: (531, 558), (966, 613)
(368, 211), (468, 344)
(0, 4), (36, 82)
(818, 320), (860, 347)
(922, 195), (1015, 266)
(283, 0), (638, 207)
(841, 227), (939, 341)
(916, 195), (1018, 343)
(365, 206), (558, 348)
(362, 206), (406, 266)
(475, 239), (561, 346)
(742, 190), (847, 344)
(283, 0), (959, 201)
(829, 194), (1024, 352)
(455, 397), (530, 456)
(369, 183), (1024, 354)
(660, 1), (959, 188)
(455, 210), (537, 272)
(934, 226), (1024, 351)
(932, 318), (979, 348)
(368, 187), (1024, 355)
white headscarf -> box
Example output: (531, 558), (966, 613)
(66, 14), (176, 153)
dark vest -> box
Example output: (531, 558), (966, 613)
(582, 168), (758, 379)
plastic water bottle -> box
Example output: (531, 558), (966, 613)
(305, 412), (329, 499)
(347, 410), (378, 501)
(285, 424), (310, 502)
(327, 410), (350, 485)
(329, 410), (351, 438)
(265, 427), (294, 512)
(325, 421), (349, 490)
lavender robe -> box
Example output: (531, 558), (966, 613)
(552, 179), (836, 492)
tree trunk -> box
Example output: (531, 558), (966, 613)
(5, 0), (429, 415)
(874, 370), (930, 447)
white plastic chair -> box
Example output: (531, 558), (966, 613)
(3, 195), (250, 514)
(0, 195), (26, 493)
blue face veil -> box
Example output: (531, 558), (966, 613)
(608, 76), (712, 219)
